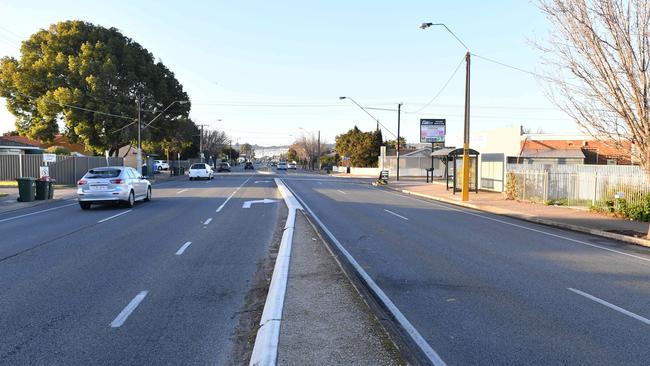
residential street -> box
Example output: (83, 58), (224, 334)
(281, 171), (650, 365)
(0, 168), (283, 365)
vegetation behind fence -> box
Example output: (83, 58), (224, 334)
(506, 164), (650, 219)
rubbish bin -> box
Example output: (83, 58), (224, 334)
(16, 177), (36, 202)
(35, 179), (50, 200)
(180, 167), (185, 175)
(171, 167), (179, 176)
(46, 177), (55, 199)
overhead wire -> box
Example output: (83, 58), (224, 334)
(406, 54), (466, 114)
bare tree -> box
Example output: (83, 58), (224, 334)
(536, 0), (650, 171)
(202, 129), (229, 162)
(291, 132), (326, 170)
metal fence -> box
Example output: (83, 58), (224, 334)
(506, 164), (650, 208)
(0, 155), (124, 185)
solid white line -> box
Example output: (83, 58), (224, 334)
(176, 189), (188, 194)
(568, 288), (650, 326)
(110, 291), (148, 328)
(283, 182), (447, 366)
(175, 241), (192, 255)
(0, 203), (77, 223)
(336, 189), (346, 195)
(382, 189), (650, 265)
(203, 217), (213, 225)
(97, 210), (132, 223)
(216, 175), (253, 212)
(384, 209), (409, 220)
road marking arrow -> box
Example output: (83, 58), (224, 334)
(242, 198), (278, 208)
(254, 180), (272, 183)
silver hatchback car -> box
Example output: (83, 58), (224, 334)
(77, 166), (151, 210)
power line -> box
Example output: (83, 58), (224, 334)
(407, 54), (466, 114)
(13, 90), (135, 120)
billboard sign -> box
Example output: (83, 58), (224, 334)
(420, 119), (446, 143)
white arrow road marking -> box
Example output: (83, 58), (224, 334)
(175, 241), (192, 255)
(242, 199), (278, 208)
(216, 175), (253, 212)
(254, 180), (272, 183)
(110, 291), (148, 328)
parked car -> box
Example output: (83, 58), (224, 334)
(217, 162), (231, 172)
(154, 160), (169, 170)
(277, 161), (287, 170)
(77, 166), (151, 209)
(244, 161), (254, 170)
(288, 162), (297, 170)
(189, 163), (214, 180)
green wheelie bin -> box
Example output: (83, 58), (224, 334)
(16, 177), (36, 202)
(35, 178), (50, 200)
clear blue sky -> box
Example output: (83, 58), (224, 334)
(0, 0), (578, 147)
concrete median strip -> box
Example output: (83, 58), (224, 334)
(249, 178), (302, 366)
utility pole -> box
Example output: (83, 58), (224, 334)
(317, 130), (321, 171)
(461, 51), (471, 202)
(397, 103), (402, 181)
(136, 95), (143, 175)
(197, 124), (207, 163)
(229, 140), (232, 164)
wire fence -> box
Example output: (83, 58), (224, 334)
(506, 164), (650, 209)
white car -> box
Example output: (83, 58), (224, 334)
(277, 162), (287, 170)
(288, 162), (297, 170)
(155, 160), (169, 170)
(77, 166), (151, 209)
(188, 163), (214, 180)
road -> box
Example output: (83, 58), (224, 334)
(280, 171), (650, 365)
(0, 166), (284, 365)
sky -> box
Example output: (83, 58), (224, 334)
(0, 0), (579, 148)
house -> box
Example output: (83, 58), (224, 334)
(517, 135), (633, 165)
(0, 136), (42, 155)
(1, 134), (94, 156)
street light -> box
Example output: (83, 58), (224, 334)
(136, 99), (189, 175)
(420, 22), (472, 201)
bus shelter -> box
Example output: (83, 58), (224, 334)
(430, 148), (480, 194)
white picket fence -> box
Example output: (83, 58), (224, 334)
(506, 164), (650, 208)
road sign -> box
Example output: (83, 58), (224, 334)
(43, 153), (56, 163)
(420, 119), (446, 143)
(39, 166), (49, 178)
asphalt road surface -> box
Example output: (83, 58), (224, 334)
(0, 166), (283, 365)
(280, 171), (650, 366)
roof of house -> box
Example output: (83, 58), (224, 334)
(520, 148), (585, 159)
(0, 136), (41, 149)
(0, 135), (42, 147)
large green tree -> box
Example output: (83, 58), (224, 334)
(0, 20), (191, 155)
(335, 126), (383, 167)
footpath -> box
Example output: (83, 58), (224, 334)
(0, 171), (184, 215)
(385, 178), (650, 248)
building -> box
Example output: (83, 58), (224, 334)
(0, 136), (42, 155)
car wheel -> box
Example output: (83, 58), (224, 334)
(79, 202), (91, 210)
(144, 187), (151, 202)
(124, 190), (135, 208)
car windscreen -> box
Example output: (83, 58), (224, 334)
(191, 164), (206, 169)
(85, 168), (121, 178)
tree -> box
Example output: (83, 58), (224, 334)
(142, 117), (199, 160)
(221, 147), (240, 162)
(202, 129), (228, 161)
(0, 20), (190, 155)
(291, 132), (325, 169)
(287, 147), (298, 162)
(385, 137), (406, 150)
(240, 143), (254, 160)
(46, 146), (70, 155)
(335, 126), (382, 167)
(536, 0), (650, 172)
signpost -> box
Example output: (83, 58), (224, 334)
(41, 154), (56, 179)
(42, 154), (57, 163)
(420, 119), (446, 143)
(39, 166), (49, 179)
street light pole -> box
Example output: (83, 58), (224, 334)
(397, 103), (402, 181)
(137, 95), (142, 175)
(420, 22), (471, 201)
(317, 130), (321, 171)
